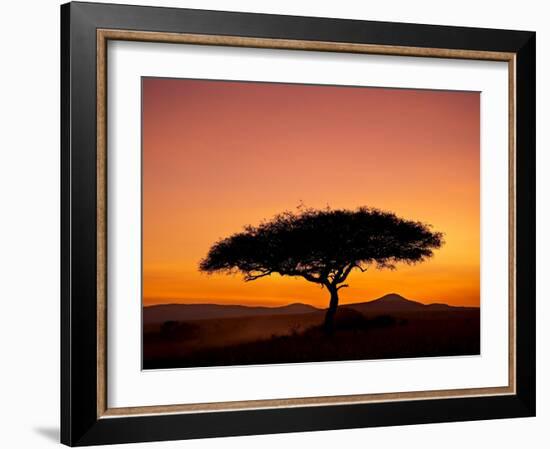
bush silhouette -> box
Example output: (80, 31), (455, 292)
(370, 314), (397, 328)
(200, 206), (443, 333)
(332, 308), (370, 331)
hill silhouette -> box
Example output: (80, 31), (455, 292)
(344, 293), (475, 313)
(144, 293), (475, 325)
(144, 302), (320, 324)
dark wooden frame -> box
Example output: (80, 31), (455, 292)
(61, 1), (536, 446)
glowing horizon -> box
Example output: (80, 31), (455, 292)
(143, 78), (480, 308)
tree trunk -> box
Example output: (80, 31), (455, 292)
(323, 286), (339, 334)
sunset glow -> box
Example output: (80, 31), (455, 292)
(142, 78), (480, 308)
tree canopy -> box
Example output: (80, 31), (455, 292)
(199, 206), (444, 331)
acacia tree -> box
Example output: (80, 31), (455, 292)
(199, 207), (444, 333)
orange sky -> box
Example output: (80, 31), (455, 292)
(142, 78), (480, 308)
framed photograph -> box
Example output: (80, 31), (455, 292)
(61, 2), (536, 446)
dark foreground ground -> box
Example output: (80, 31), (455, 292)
(143, 307), (480, 369)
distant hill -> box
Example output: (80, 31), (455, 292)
(143, 293), (477, 325)
(343, 293), (475, 314)
(344, 293), (425, 312)
(143, 302), (321, 325)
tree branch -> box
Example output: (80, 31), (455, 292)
(244, 270), (273, 281)
(301, 272), (325, 284)
(336, 284), (349, 291)
(280, 268), (326, 286)
(330, 266), (345, 284)
(334, 262), (356, 285)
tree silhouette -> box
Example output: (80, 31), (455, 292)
(199, 207), (444, 333)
